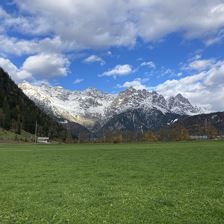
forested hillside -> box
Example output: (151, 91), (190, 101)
(0, 68), (67, 140)
(170, 112), (224, 137)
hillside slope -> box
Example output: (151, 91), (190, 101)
(98, 108), (183, 135)
(170, 112), (224, 136)
(0, 68), (67, 140)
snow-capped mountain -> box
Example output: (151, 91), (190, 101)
(19, 82), (202, 131)
(19, 82), (115, 129)
(168, 94), (201, 115)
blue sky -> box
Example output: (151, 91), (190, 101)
(0, 0), (224, 111)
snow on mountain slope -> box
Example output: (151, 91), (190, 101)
(168, 93), (202, 115)
(19, 82), (202, 130)
(19, 82), (115, 128)
(106, 87), (169, 117)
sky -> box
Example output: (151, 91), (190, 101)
(0, 0), (224, 112)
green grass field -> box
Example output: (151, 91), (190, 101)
(0, 142), (224, 223)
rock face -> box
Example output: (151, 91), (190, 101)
(168, 94), (201, 115)
(19, 82), (202, 133)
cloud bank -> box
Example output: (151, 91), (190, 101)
(0, 54), (69, 82)
(1, 1), (224, 55)
(155, 59), (224, 112)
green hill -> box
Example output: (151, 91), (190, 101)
(0, 127), (34, 143)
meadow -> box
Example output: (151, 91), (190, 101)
(0, 141), (224, 223)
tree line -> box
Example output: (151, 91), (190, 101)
(91, 124), (221, 143)
(0, 68), (68, 141)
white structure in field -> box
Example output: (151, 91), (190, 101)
(37, 137), (50, 144)
(190, 135), (208, 140)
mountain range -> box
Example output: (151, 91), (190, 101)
(19, 81), (203, 135)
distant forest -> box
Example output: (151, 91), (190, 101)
(0, 68), (67, 141)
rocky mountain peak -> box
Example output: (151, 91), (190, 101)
(168, 93), (201, 115)
(83, 87), (99, 94)
(175, 93), (190, 103)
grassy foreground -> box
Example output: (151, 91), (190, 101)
(0, 142), (224, 223)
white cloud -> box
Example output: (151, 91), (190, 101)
(0, 54), (69, 81)
(118, 78), (148, 90)
(0, 6), (49, 35)
(0, 35), (37, 56)
(83, 55), (105, 65)
(185, 59), (215, 71)
(7, 0), (224, 51)
(0, 35), (68, 56)
(205, 30), (224, 46)
(21, 54), (69, 79)
(140, 61), (156, 69)
(0, 57), (32, 82)
(155, 59), (224, 112)
(100, 64), (132, 78)
(73, 78), (84, 84)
